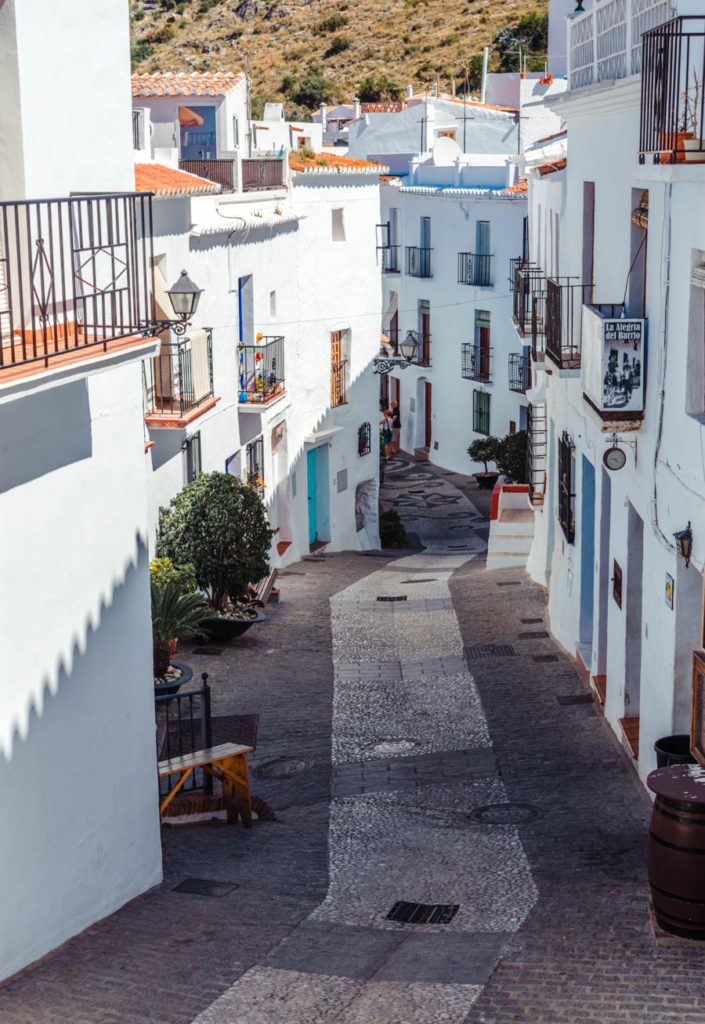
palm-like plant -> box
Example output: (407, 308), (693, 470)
(151, 581), (211, 678)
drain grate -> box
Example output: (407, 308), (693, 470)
(533, 654), (558, 663)
(386, 901), (459, 925)
(401, 578), (437, 584)
(521, 617), (543, 624)
(517, 631), (549, 640)
(172, 878), (238, 897)
(471, 803), (543, 824)
(377, 595), (408, 602)
(465, 643), (516, 660)
(256, 757), (313, 779)
(556, 693), (594, 706)
(192, 647), (224, 656)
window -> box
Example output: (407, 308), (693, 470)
(475, 221), (491, 286)
(522, 215), (529, 262)
(331, 330), (347, 406)
(628, 188), (648, 318)
(582, 182), (595, 292)
(238, 275), (254, 345)
(472, 310), (492, 381)
(132, 109), (145, 150)
(232, 116), (240, 149)
(558, 431), (575, 544)
(438, 129), (456, 140)
(613, 559), (623, 608)
(246, 436), (265, 497)
(270, 290), (277, 318)
(473, 390), (491, 435)
(184, 432), (202, 483)
(379, 372), (389, 410)
(509, 420), (516, 434)
(332, 208), (345, 242)
(358, 422), (372, 456)
(419, 300), (431, 365)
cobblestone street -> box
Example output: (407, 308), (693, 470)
(3, 456), (705, 1023)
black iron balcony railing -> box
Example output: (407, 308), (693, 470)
(246, 436), (265, 497)
(179, 158), (234, 191)
(508, 352), (531, 393)
(416, 333), (432, 367)
(0, 193), (154, 375)
(640, 17), (705, 164)
(406, 246), (433, 278)
(241, 157), (285, 191)
(512, 262), (546, 336)
(558, 430), (576, 544)
(458, 252), (493, 287)
(331, 358), (347, 406)
(544, 278), (592, 370)
(144, 329), (214, 420)
(461, 342), (492, 382)
(380, 245), (401, 272)
(531, 290), (547, 361)
(527, 402), (547, 507)
(237, 335), (285, 404)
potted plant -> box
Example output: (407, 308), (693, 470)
(467, 436), (502, 489)
(495, 429), (528, 484)
(151, 581), (211, 687)
(157, 471), (273, 642)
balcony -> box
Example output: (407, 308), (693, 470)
(461, 343), (492, 383)
(527, 402), (547, 507)
(568, 0), (672, 91)
(544, 278), (592, 371)
(581, 303), (646, 420)
(179, 158), (235, 192)
(0, 193), (155, 385)
(512, 262), (546, 338)
(238, 335), (285, 406)
(379, 245), (401, 273)
(508, 352), (531, 393)
(241, 157), (285, 192)
(640, 18), (705, 163)
(406, 247), (432, 278)
(458, 252), (493, 287)
(144, 329), (215, 427)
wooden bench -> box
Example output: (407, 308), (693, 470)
(158, 742), (253, 826)
(252, 567), (278, 606)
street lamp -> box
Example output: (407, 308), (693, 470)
(166, 269), (203, 323)
(399, 330), (420, 363)
(674, 522), (693, 568)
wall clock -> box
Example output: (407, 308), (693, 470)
(603, 446), (627, 471)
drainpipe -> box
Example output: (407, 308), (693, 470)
(481, 47), (489, 104)
(652, 182), (677, 555)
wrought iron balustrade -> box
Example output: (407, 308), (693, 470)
(238, 335), (285, 404)
(544, 278), (592, 370)
(144, 329), (214, 419)
(405, 246), (433, 278)
(178, 158), (234, 191)
(531, 290), (547, 360)
(156, 676), (212, 798)
(640, 17), (705, 163)
(379, 245), (400, 272)
(458, 252), (493, 287)
(508, 352), (531, 393)
(513, 263), (546, 336)
(527, 403), (547, 507)
(0, 193), (154, 374)
(568, 0), (672, 90)
(331, 358), (348, 406)
(241, 157), (285, 191)
(461, 342), (492, 382)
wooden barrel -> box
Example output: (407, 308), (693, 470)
(647, 764), (705, 939)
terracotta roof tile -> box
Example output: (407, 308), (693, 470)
(502, 178), (528, 194)
(537, 158), (567, 176)
(360, 101), (406, 113)
(288, 151), (388, 174)
(131, 71), (245, 97)
(135, 163), (222, 198)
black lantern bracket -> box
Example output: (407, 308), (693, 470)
(373, 356), (414, 374)
(674, 521), (693, 568)
(149, 268), (204, 336)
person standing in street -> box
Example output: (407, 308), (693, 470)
(390, 399), (401, 454)
(380, 409), (393, 460)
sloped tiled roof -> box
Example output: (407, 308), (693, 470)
(361, 102), (406, 113)
(537, 158), (567, 176)
(135, 163), (222, 198)
(131, 71), (245, 97)
(288, 151), (388, 174)
(502, 178), (528, 194)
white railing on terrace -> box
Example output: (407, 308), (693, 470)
(568, 0), (673, 89)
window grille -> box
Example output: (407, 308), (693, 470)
(473, 391), (491, 435)
(358, 422), (372, 456)
(246, 436), (265, 498)
(184, 432), (202, 483)
(558, 431), (576, 543)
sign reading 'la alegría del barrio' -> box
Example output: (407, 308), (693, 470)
(581, 305), (646, 416)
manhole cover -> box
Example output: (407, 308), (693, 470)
(466, 644), (516, 660)
(256, 757), (313, 779)
(364, 738), (419, 755)
(387, 901), (459, 924)
(470, 803), (543, 824)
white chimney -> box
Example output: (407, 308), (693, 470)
(481, 47), (489, 104)
(406, 84), (413, 99)
(319, 102), (327, 132)
(353, 97), (361, 119)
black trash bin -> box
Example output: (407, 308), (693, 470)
(654, 734), (696, 769)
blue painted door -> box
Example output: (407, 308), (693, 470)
(307, 449), (317, 545)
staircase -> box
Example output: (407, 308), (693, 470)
(486, 484), (535, 570)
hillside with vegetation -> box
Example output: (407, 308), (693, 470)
(130, 0), (548, 117)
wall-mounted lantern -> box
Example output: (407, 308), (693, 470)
(156, 268), (204, 336)
(373, 330), (420, 374)
(674, 522), (693, 568)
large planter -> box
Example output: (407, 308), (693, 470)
(654, 734), (696, 769)
(201, 609), (266, 643)
(474, 472), (500, 490)
(154, 660), (193, 697)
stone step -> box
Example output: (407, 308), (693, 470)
(485, 551), (530, 569)
(487, 534), (534, 555)
(414, 446), (430, 462)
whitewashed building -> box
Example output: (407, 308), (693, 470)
(524, 0), (705, 783)
(132, 75), (384, 562)
(0, 0), (163, 981)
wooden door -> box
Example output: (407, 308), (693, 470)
(421, 312), (430, 364)
(330, 331), (343, 405)
(307, 449), (317, 545)
(392, 377), (400, 405)
(424, 382), (432, 448)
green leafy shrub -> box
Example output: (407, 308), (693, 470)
(317, 12), (348, 33)
(325, 36), (351, 57)
(157, 472), (273, 612)
(379, 509), (409, 549)
(358, 73), (403, 102)
(467, 436), (501, 474)
(496, 430), (528, 483)
(149, 24), (175, 43)
(150, 557), (197, 595)
(151, 582), (211, 677)
(130, 39), (154, 65)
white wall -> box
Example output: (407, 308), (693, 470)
(0, 360), (163, 981)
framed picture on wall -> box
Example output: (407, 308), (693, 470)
(690, 650), (705, 767)
(665, 573), (674, 610)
